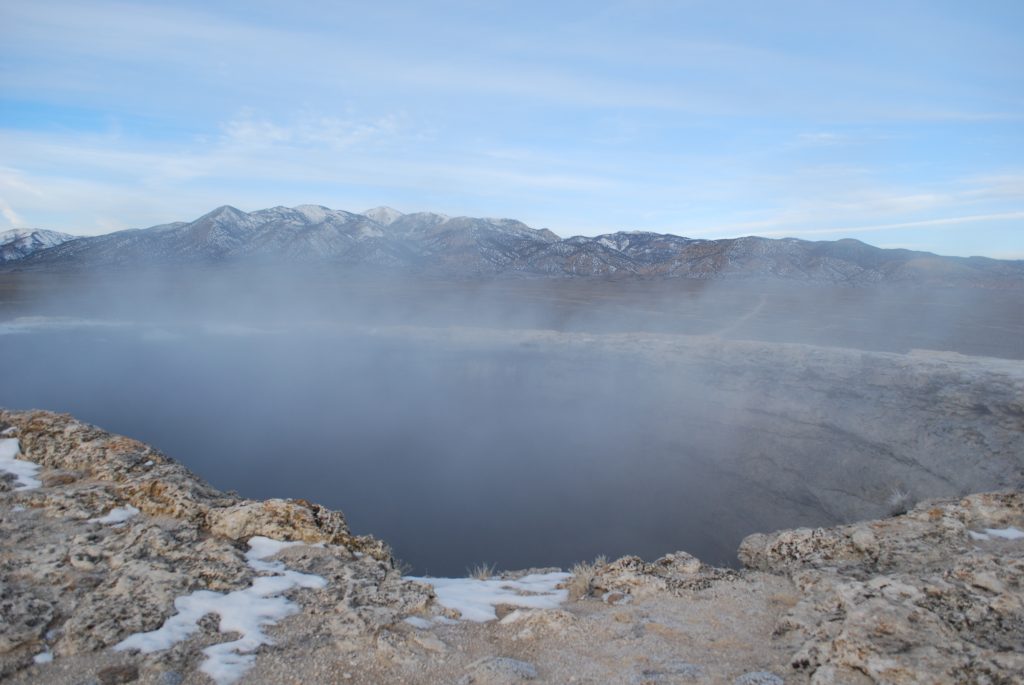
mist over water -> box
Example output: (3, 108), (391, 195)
(1, 269), (1022, 575)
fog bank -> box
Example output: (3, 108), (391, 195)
(1, 269), (1021, 573)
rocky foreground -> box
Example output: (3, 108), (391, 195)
(1, 410), (1022, 684)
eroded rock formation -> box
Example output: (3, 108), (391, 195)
(0, 410), (430, 682)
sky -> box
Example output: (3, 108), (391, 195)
(1, 0), (1022, 258)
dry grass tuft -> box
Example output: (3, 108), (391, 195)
(888, 487), (914, 516)
(567, 555), (607, 601)
(468, 562), (498, 580)
(393, 557), (414, 576)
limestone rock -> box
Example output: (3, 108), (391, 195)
(0, 410), (418, 681)
(591, 550), (735, 599)
(497, 608), (578, 641)
(742, 490), (1024, 684)
(207, 498), (350, 545)
(0, 585), (52, 653)
(460, 656), (538, 683)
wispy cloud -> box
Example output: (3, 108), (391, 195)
(0, 108), (621, 233)
(221, 111), (403, 150)
(0, 199), (24, 228)
(752, 212), (1024, 238)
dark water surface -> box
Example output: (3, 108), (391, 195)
(2, 274), (1021, 574)
(1, 324), (767, 574)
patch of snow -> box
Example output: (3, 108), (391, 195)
(0, 229), (34, 242)
(1, 229), (76, 261)
(403, 616), (433, 629)
(363, 206), (405, 226)
(0, 439), (41, 490)
(114, 536), (325, 685)
(12, 505), (26, 512)
(32, 650), (53, 664)
(1, 427), (15, 436)
(498, 609), (529, 625)
(405, 572), (570, 622)
(244, 536), (322, 571)
(144, 460), (155, 467)
(598, 236), (628, 251)
(972, 526), (1024, 541)
(89, 505), (140, 525)
(355, 225), (385, 238)
(293, 204), (332, 223)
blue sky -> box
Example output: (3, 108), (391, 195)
(1, 0), (1022, 258)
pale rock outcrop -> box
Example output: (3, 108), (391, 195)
(739, 492), (1024, 684)
(0, 410), (432, 681)
(590, 550), (737, 601)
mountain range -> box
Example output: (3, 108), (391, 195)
(3, 204), (1022, 285)
(0, 229), (76, 262)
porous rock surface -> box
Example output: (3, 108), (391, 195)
(739, 492), (1024, 684)
(1, 409), (1022, 684)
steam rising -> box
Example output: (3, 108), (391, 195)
(1, 267), (1021, 574)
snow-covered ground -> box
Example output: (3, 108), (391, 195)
(114, 536), (326, 685)
(0, 438), (41, 490)
(405, 572), (570, 622)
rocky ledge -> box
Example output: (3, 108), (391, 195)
(1, 410), (1022, 684)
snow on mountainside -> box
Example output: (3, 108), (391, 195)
(3, 205), (1023, 286)
(363, 206), (405, 226)
(0, 229), (77, 261)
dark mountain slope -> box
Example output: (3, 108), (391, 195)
(6, 205), (1022, 286)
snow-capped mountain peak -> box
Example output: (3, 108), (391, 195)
(3, 204), (1021, 287)
(363, 207), (405, 226)
(0, 229), (77, 261)
(293, 204), (335, 223)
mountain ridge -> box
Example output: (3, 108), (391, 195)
(0, 229), (77, 262)
(4, 205), (1022, 286)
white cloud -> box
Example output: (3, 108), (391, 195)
(222, 117), (293, 146)
(0, 110), (620, 234)
(0, 199), (24, 228)
(219, 111), (406, 150)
